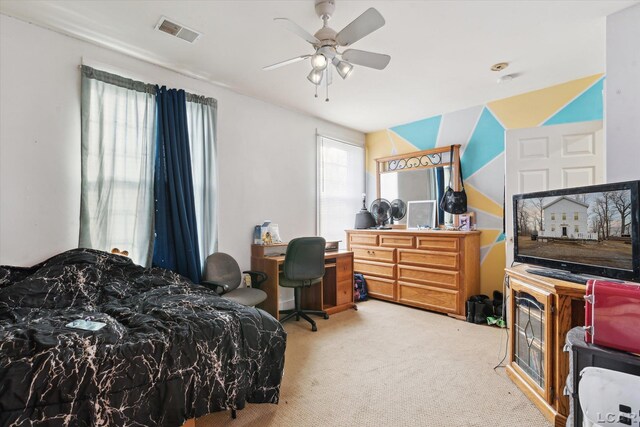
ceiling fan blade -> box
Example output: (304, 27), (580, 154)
(342, 49), (390, 70)
(274, 18), (320, 45)
(336, 8), (385, 47)
(263, 54), (311, 71)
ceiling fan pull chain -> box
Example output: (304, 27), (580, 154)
(325, 69), (330, 102)
(315, 84), (318, 98)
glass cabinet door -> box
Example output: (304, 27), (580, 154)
(509, 278), (553, 402)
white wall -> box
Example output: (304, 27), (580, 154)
(0, 14), (364, 287)
(605, 3), (640, 183)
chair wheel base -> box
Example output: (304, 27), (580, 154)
(324, 314), (329, 320)
(312, 324), (318, 332)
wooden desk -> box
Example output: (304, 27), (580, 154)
(251, 244), (357, 320)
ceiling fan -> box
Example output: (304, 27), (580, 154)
(263, 0), (391, 101)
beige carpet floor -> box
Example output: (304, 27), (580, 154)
(197, 299), (551, 427)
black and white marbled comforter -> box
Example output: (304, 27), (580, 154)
(0, 249), (286, 427)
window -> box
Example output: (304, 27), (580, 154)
(79, 66), (217, 269)
(551, 226), (556, 232)
(551, 213), (556, 221)
(79, 69), (157, 266)
(574, 212), (579, 220)
(318, 136), (365, 248)
(574, 225), (579, 233)
(562, 213), (566, 220)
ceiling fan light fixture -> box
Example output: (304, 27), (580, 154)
(266, 3), (390, 100)
(311, 53), (328, 70)
(307, 69), (324, 85)
(334, 60), (354, 79)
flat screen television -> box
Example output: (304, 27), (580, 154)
(513, 180), (640, 282)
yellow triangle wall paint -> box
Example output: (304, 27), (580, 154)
(480, 242), (506, 296)
(479, 229), (502, 248)
(487, 74), (603, 129)
(465, 182), (503, 218)
(365, 129), (419, 174)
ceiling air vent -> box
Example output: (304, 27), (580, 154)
(155, 16), (201, 43)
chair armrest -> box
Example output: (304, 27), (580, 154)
(243, 270), (268, 288)
(200, 280), (229, 295)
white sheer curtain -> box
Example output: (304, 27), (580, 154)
(79, 66), (156, 266)
(186, 95), (218, 270)
(318, 136), (365, 248)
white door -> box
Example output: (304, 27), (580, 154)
(505, 120), (604, 266)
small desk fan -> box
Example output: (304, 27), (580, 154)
(370, 198), (392, 229)
(390, 199), (407, 224)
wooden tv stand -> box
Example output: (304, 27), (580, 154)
(505, 265), (586, 426)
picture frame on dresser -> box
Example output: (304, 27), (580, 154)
(406, 200), (437, 229)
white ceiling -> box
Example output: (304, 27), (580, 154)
(0, 0), (637, 132)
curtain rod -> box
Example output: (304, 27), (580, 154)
(79, 64), (217, 106)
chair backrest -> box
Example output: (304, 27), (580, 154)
(204, 252), (242, 292)
(282, 237), (326, 281)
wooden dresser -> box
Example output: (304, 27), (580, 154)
(346, 229), (480, 318)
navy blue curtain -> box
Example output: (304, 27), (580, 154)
(435, 167), (445, 225)
(153, 86), (202, 283)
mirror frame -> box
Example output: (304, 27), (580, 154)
(376, 144), (462, 199)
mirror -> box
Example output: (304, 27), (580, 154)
(376, 146), (460, 226)
(379, 167), (450, 225)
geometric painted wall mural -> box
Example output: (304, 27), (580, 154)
(365, 73), (604, 294)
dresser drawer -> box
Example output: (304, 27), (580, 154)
(416, 236), (459, 252)
(397, 264), (459, 289)
(349, 233), (378, 246)
(352, 246), (395, 263)
(380, 235), (415, 248)
(364, 276), (396, 301)
(397, 249), (459, 270)
(398, 281), (458, 313)
(354, 260), (395, 279)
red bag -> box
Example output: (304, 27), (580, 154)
(585, 279), (640, 354)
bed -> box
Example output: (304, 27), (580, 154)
(0, 248), (286, 426)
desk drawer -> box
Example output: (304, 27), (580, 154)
(336, 278), (353, 305)
(336, 255), (353, 282)
(398, 281), (458, 313)
(349, 233), (378, 246)
(380, 235), (415, 248)
(416, 236), (459, 252)
(352, 246), (395, 263)
(354, 260), (395, 279)
(398, 249), (458, 270)
(397, 264), (459, 289)
(364, 276), (396, 301)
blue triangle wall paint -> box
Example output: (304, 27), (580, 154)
(390, 115), (442, 150)
(543, 78), (604, 126)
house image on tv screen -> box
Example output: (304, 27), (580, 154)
(539, 196), (596, 240)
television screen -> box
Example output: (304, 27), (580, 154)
(513, 180), (640, 281)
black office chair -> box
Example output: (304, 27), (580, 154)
(201, 253), (267, 306)
(278, 237), (328, 332)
